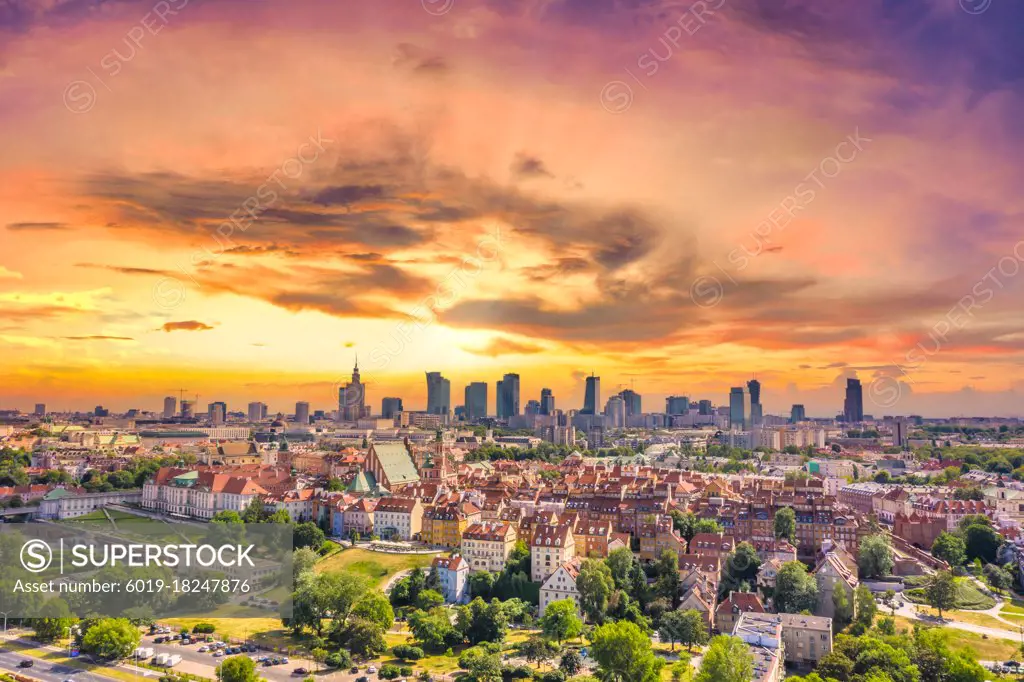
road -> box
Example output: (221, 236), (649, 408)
(893, 601), (1024, 642)
(0, 645), (121, 682)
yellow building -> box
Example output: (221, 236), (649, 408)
(422, 501), (482, 548)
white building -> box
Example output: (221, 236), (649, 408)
(539, 558), (582, 617)
(531, 524), (576, 583)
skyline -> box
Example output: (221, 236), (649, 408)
(2, 1), (1024, 417)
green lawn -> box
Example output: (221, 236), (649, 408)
(892, 617), (1020, 660)
(315, 548), (441, 587)
(904, 578), (996, 610)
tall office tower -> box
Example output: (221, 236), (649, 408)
(496, 373), (520, 419)
(666, 396), (690, 415)
(893, 417), (908, 447)
(94, 405), (109, 417)
(339, 357), (369, 422)
(179, 401), (193, 419)
(163, 396), (176, 419)
(295, 401), (310, 425)
(464, 382), (488, 421)
(209, 402), (226, 425)
(582, 374), (601, 415)
(844, 379), (864, 422)
(34, 403), (46, 416)
(260, 403), (268, 419)
(247, 401), (264, 422)
(728, 387), (746, 430)
(524, 400), (541, 416)
(381, 397), (404, 420)
(618, 389), (642, 416)
(604, 395), (626, 428)
(540, 388), (555, 415)
(208, 401), (227, 421)
(747, 379), (762, 426)
(697, 399), (713, 415)
(426, 372), (451, 416)
(790, 404), (806, 423)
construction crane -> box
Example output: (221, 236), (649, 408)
(167, 388), (189, 403)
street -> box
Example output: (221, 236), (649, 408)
(0, 646), (120, 682)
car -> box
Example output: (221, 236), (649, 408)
(350, 667), (360, 674)
(213, 651), (224, 658)
(293, 668), (308, 675)
(263, 661), (274, 667)
(257, 656), (269, 662)
(171, 635), (181, 641)
(367, 666), (377, 674)
(18, 661), (34, 668)
(198, 646), (209, 653)
(281, 657), (289, 664)
(154, 637), (166, 644)
(356, 677), (370, 682)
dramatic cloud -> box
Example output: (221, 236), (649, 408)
(463, 337), (545, 357)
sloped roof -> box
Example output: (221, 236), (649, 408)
(372, 442), (420, 485)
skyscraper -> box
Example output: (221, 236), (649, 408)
(247, 401), (264, 422)
(339, 357), (369, 422)
(604, 395), (626, 428)
(295, 401), (310, 424)
(426, 372), (451, 416)
(729, 387), (746, 430)
(163, 396), (176, 419)
(381, 397), (404, 419)
(34, 403), (46, 416)
(582, 374), (600, 415)
(844, 379), (864, 422)
(747, 379), (762, 426)
(540, 388), (555, 415)
(464, 382), (488, 421)
(618, 389), (642, 416)
(179, 401), (193, 419)
(496, 373), (520, 419)
(790, 404), (806, 423)
(208, 401), (227, 425)
(524, 399), (541, 416)
(666, 396), (690, 415)
(698, 400), (712, 415)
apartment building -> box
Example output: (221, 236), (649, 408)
(461, 521), (518, 572)
(432, 554), (470, 604)
(373, 496), (423, 541)
(539, 557), (582, 617)
(531, 524), (576, 583)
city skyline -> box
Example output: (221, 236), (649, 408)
(2, 2), (1024, 418)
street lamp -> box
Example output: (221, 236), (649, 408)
(1, 610), (9, 634)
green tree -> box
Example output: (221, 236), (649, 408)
(832, 587), (853, 632)
(241, 497), (267, 523)
(293, 547), (319, 580)
(773, 561), (818, 614)
(658, 610), (687, 651)
(855, 585), (877, 629)
(696, 635), (753, 682)
(519, 635), (559, 669)
(540, 599), (583, 644)
(469, 571), (495, 600)
(963, 523), (1001, 564)
(721, 543), (761, 595)
(408, 607), (459, 652)
(217, 655), (260, 682)
(590, 620), (664, 682)
(463, 651), (503, 682)
(655, 550), (681, 607)
(774, 507), (796, 543)
(339, 617), (387, 657)
(679, 610), (709, 652)
(983, 563), (1012, 591)
(930, 532), (966, 567)
(577, 559), (615, 623)
(925, 570), (957, 619)
(350, 590), (395, 631)
(417, 589), (445, 611)
(294, 522), (326, 550)
(81, 618), (141, 661)
(607, 548), (635, 590)
(858, 535), (895, 578)
(560, 650), (584, 677)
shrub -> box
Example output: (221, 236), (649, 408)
(326, 650), (352, 668)
(392, 645), (425, 661)
(380, 664), (402, 680)
(400, 667), (414, 677)
(533, 672), (565, 682)
(191, 623), (216, 634)
(502, 665), (534, 680)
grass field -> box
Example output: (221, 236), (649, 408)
(892, 616), (1020, 660)
(315, 548), (441, 587)
(904, 578), (996, 610)
(911, 606), (1010, 629)
(160, 616), (284, 642)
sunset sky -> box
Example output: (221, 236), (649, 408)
(1, 0), (1023, 418)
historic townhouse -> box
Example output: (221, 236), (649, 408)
(461, 521), (517, 572)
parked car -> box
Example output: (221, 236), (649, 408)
(213, 651), (224, 658)
(350, 667), (360, 674)
(367, 666), (377, 674)
(198, 646), (209, 653)
(357, 677), (370, 682)
(18, 661), (34, 668)
(293, 668), (308, 675)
